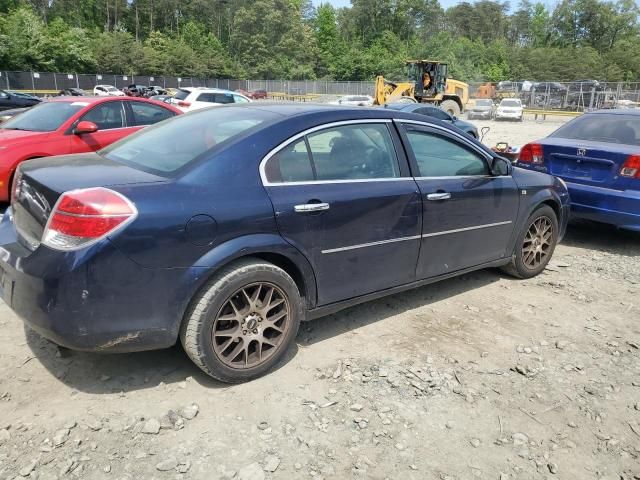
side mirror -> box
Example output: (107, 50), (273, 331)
(491, 156), (512, 176)
(74, 121), (98, 135)
(452, 115), (458, 121)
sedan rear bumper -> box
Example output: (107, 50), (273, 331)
(566, 181), (640, 231)
(0, 211), (187, 352)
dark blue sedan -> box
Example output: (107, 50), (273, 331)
(384, 102), (479, 138)
(516, 109), (640, 231)
(0, 104), (569, 382)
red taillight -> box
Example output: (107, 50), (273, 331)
(519, 143), (544, 164)
(10, 168), (23, 205)
(620, 154), (640, 178)
(178, 101), (191, 107)
(43, 188), (137, 251)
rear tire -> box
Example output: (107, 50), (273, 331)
(502, 205), (558, 279)
(440, 99), (461, 117)
(180, 258), (302, 383)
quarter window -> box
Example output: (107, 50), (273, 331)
(264, 123), (400, 183)
(406, 130), (488, 177)
(130, 102), (175, 126)
(233, 95), (250, 103)
(264, 139), (314, 183)
(81, 102), (125, 130)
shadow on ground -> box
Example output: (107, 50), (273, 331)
(25, 270), (499, 393)
(561, 220), (640, 256)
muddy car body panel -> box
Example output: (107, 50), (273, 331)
(0, 104), (569, 358)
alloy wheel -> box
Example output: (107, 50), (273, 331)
(212, 282), (290, 369)
(522, 216), (554, 269)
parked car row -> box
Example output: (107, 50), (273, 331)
(467, 98), (524, 121)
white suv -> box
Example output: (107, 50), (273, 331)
(495, 98), (524, 121)
(171, 87), (251, 112)
(93, 85), (125, 97)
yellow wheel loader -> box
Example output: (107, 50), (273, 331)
(374, 60), (469, 116)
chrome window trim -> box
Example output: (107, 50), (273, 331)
(422, 220), (513, 238)
(322, 234), (421, 254)
(397, 118), (493, 161)
(259, 119), (396, 186)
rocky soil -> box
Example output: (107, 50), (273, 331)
(0, 119), (639, 480)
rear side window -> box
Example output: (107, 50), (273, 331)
(264, 139), (314, 183)
(550, 114), (640, 146)
(417, 107), (450, 121)
(264, 123), (400, 183)
(102, 107), (278, 174)
(81, 102), (125, 130)
(406, 130), (488, 177)
(197, 92), (235, 104)
(173, 89), (190, 101)
(130, 102), (175, 126)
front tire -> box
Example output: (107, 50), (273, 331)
(180, 259), (302, 383)
(502, 205), (558, 279)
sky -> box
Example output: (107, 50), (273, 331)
(312, 0), (463, 8)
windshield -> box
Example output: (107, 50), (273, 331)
(550, 114), (640, 146)
(102, 107), (279, 174)
(475, 100), (493, 107)
(0, 101), (84, 132)
(500, 100), (521, 107)
(106, 86), (118, 92)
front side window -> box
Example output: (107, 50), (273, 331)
(130, 101), (175, 126)
(406, 130), (488, 177)
(264, 123), (400, 183)
(233, 95), (250, 104)
(81, 102), (125, 130)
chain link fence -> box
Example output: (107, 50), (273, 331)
(2, 71), (639, 110)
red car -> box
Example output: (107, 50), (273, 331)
(0, 96), (181, 201)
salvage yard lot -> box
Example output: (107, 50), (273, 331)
(0, 118), (639, 480)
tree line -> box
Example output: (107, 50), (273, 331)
(0, 0), (639, 83)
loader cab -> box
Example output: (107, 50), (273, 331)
(408, 61), (448, 101)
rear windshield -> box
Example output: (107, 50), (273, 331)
(0, 101), (84, 132)
(475, 100), (493, 106)
(101, 107), (278, 174)
(173, 89), (190, 100)
(550, 113), (640, 146)
(500, 100), (521, 107)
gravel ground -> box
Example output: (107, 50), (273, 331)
(1, 119), (640, 480)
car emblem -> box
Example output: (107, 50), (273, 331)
(577, 148), (586, 156)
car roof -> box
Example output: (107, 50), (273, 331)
(180, 87), (236, 94)
(586, 109), (640, 116)
(46, 96), (178, 108)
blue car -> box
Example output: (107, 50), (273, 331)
(0, 104), (569, 382)
(516, 109), (640, 231)
(384, 102), (479, 138)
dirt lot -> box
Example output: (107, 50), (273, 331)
(1, 118), (639, 480)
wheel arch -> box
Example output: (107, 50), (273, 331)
(178, 234), (318, 328)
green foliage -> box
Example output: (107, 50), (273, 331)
(0, 0), (638, 82)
